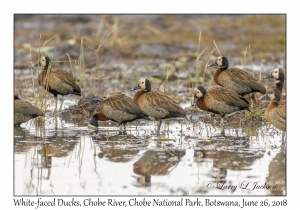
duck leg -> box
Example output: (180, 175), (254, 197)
(119, 124), (122, 134)
(281, 131), (286, 149)
(220, 117), (225, 135)
(88, 114), (99, 129)
(220, 117), (224, 126)
(55, 96), (58, 112)
(225, 111), (239, 117)
(59, 96), (64, 112)
(119, 123), (127, 135)
(123, 123), (127, 135)
(124, 123), (127, 132)
(157, 119), (162, 136)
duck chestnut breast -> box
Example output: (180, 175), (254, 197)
(259, 88), (286, 132)
(263, 67), (285, 99)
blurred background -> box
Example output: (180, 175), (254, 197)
(14, 14), (286, 100)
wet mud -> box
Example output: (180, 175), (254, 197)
(14, 14), (286, 195)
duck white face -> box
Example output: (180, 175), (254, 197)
(267, 89), (281, 101)
(215, 56), (223, 67)
(193, 88), (204, 98)
(40, 56), (46, 67)
(267, 90), (276, 100)
(208, 56), (228, 69)
(271, 68), (280, 80)
(263, 67), (284, 83)
(33, 56), (51, 68)
(259, 88), (280, 102)
(138, 79), (146, 91)
(271, 67), (285, 84)
(131, 78), (151, 92)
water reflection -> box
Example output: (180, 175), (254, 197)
(266, 150), (286, 195)
(14, 124), (81, 195)
(31, 145), (52, 180)
(133, 149), (186, 187)
(14, 127), (41, 153)
(188, 130), (268, 194)
(92, 132), (149, 163)
(199, 137), (265, 171)
(14, 119), (286, 195)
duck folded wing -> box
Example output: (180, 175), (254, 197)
(52, 70), (80, 89)
(147, 91), (177, 105)
(232, 79), (266, 94)
(15, 101), (43, 116)
(225, 68), (258, 81)
(150, 92), (185, 115)
(106, 94), (145, 114)
(208, 87), (249, 107)
(275, 107), (286, 120)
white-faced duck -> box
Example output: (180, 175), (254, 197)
(131, 78), (186, 135)
(208, 56), (266, 96)
(33, 56), (81, 111)
(263, 67), (285, 100)
(192, 86), (250, 134)
(259, 88), (286, 132)
(14, 95), (44, 126)
(88, 94), (149, 133)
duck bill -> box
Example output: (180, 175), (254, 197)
(263, 72), (274, 79)
(258, 94), (269, 101)
(32, 62), (40, 67)
(192, 96), (198, 106)
(207, 62), (218, 67)
(130, 84), (140, 91)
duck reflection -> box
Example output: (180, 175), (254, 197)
(198, 112), (264, 137)
(266, 150), (286, 195)
(30, 136), (79, 180)
(93, 133), (149, 163)
(31, 145), (53, 180)
(132, 149), (186, 187)
(194, 134), (265, 186)
(14, 126), (40, 153)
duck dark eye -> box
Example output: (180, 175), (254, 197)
(142, 82), (144, 84)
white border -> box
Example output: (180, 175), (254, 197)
(4, 0), (298, 208)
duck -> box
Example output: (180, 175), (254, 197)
(192, 85), (250, 134)
(14, 95), (44, 126)
(259, 89), (286, 132)
(32, 56), (81, 111)
(88, 94), (149, 133)
(263, 67), (285, 99)
(208, 56), (266, 96)
(131, 78), (186, 135)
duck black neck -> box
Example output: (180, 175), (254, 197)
(276, 79), (284, 96)
(221, 56), (229, 70)
(144, 79), (152, 92)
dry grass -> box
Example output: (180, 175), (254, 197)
(14, 14), (286, 128)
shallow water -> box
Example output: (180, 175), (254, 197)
(13, 14), (286, 197)
(14, 116), (286, 196)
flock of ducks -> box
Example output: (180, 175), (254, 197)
(14, 55), (286, 135)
